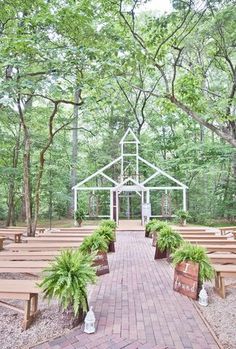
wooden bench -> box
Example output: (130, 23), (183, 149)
(41, 232), (91, 238)
(181, 235), (228, 240)
(0, 237), (4, 250)
(0, 251), (59, 261)
(6, 226), (45, 234)
(58, 226), (97, 231)
(43, 229), (93, 234)
(0, 230), (23, 243)
(213, 264), (236, 298)
(208, 253), (236, 264)
(6, 242), (82, 251)
(186, 239), (236, 245)
(205, 244), (236, 253)
(0, 260), (49, 274)
(219, 226), (236, 235)
(173, 227), (208, 232)
(178, 231), (218, 236)
(24, 236), (84, 243)
(0, 279), (40, 330)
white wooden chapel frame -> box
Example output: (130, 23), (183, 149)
(72, 128), (188, 225)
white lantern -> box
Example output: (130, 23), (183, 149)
(84, 306), (96, 334)
(198, 285), (208, 307)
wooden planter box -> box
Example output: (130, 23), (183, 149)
(145, 229), (149, 238)
(173, 261), (199, 300)
(154, 244), (167, 259)
(93, 252), (110, 276)
(108, 241), (115, 253)
(152, 234), (157, 247)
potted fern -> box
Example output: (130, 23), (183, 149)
(145, 220), (157, 238)
(151, 221), (169, 246)
(75, 208), (86, 227)
(100, 219), (117, 242)
(172, 243), (215, 285)
(79, 233), (109, 276)
(176, 210), (191, 226)
(38, 250), (97, 327)
(155, 226), (183, 260)
(96, 226), (115, 252)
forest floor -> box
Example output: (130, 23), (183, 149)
(198, 281), (236, 349)
(1, 218), (235, 229)
(0, 273), (76, 349)
(0, 222), (235, 349)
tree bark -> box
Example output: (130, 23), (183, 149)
(6, 123), (21, 226)
(69, 87), (81, 215)
(17, 97), (33, 236)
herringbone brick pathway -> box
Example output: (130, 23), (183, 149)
(32, 231), (220, 349)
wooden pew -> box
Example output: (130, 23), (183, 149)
(0, 237), (4, 250)
(57, 226), (97, 231)
(173, 227), (208, 232)
(205, 244), (236, 253)
(5, 242), (82, 251)
(185, 239), (236, 245)
(180, 235), (228, 240)
(219, 226), (236, 235)
(41, 232), (91, 238)
(24, 236), (84, 243)
(43, 229), (93, 234)
(0, 260), (49, 274)
(213, 264), (236, 298)
(5, 226), (45, 234)
(0, 279), (40, 330)
(178, 231), (219, 236)
(0, 230), (23, 243)
(0, 251), (59, 261)
(208, 253), (236, 264)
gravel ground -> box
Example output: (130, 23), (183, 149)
(197, 280), (236, 349)
(0, 273), (235, 349)
(0, 273), (82, 349)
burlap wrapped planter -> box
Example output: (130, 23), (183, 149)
(93, 252), (110, 276)
(108, 241), (115, 252)
(154, 243), (167, 259)
(152, 234), (157, 247)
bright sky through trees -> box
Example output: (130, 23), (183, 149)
(138, 0), (172, 14)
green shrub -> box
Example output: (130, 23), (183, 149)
(152, 221), (169, 235)
(146, 220), (168, 237)
(95, 226), (115, 243)
(38, 250), (96, 316)
(157, 226), (183, 253)
(100, 219), (116, 231)
(79, 233), (108, 254)
(172, 243), (215, 283)
(74, 208), (86, 226)
(176, 210), (191, 225)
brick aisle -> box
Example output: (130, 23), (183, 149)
(32, 231), (219, 349)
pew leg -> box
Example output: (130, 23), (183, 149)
(23, 300), (31, 330)
(31, 294), (38, 315)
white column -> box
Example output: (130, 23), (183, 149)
(136, 143), (139, 182)
(146, 190), (150, 204)
(74, 189), (78, 226)
(183, 188), (187, 211)
(116, 191), (119, 224)
(141, 191), (144, 225)
(110, 190), (113, 220)
(121, 144), (124, 182)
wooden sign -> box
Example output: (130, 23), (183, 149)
(173, 261), (199, 300)
(93, 252), (109, 276)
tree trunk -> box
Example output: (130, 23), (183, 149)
(17, 97), (33, 236)
(23, 131), (33, 236)
(6, 124), (22, 226)
(69, 87), (81, 215)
